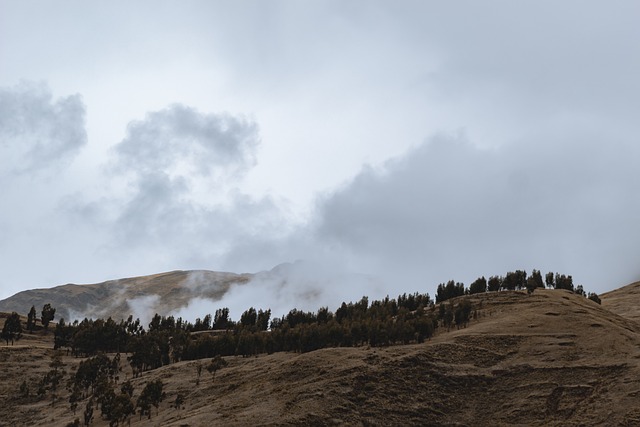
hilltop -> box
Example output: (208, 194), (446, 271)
(2, 286), (640, 426)
(0, 270), (252, 322)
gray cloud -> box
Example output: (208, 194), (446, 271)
(0, 81), (87, 175)
(2, 1), (640, 312)
(65, 104), (290, 276)
(113, 104), (258, 179)
(219, 131), (640, 314)
(311, 134), (640, 293)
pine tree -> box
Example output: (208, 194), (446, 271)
(83, 398), (94, 426)
(207, 355), (228, 379)
(137, 379), (165, 419)
(27, 306), (37, 332)
(41, 303), (56, 329)
(2, 312), (23, 345)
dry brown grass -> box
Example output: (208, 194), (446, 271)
(2, 287), (640, 426)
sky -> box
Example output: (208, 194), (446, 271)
(1, 1), (640, 318)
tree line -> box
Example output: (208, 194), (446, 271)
(1, 303), (56, 345)
(436, 269), (601, 304)
(3, 269), (603, 425)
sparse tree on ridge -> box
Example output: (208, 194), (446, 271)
(545, 271), (555, 288)
(27, 305), (37, 332)
(41, 303), (56, 329)
(469, 277), (487, 294)
(530, 270), (544, 289)
(487, 276), (502, 292)
(2, 312), (23, 345)
(588, 292), (601, 305)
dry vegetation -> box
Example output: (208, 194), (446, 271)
(2, 287), (640, 426)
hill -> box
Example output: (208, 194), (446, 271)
(601, 280), (640, 322)
(0, 270), (252, 322)
(2, 287), (640, 426)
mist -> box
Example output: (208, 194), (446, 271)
(2, 2), (640, 315)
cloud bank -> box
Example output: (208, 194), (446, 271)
(3, 83), (638, 320)
(210, 134), (640, 321)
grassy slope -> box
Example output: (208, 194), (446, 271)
(2, 288), (640, 426)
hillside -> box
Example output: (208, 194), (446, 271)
(2, 288), (640, 426)
(0, 270), (252, 322)
(601, 280), (640, 323)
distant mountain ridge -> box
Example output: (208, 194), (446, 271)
(0, 270), (252, 322)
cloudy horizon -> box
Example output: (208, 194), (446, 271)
(1, 1), (640, 311)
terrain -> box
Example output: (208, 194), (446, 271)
(0, 270), (252, 322)
(1, 285), (640, 426)
(601, 280), (640, 322)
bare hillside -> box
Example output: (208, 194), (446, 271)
(2, 288), (640, 426)
(0, 270), (251, 322)
(601, 280), (640, 322)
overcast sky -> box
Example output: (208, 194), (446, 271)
(1, 1), (640, 313)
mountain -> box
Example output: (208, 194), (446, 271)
(2, 285), (640, 426)
(0, 270), (252, 322)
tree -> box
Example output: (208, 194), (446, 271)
(84, 398), (94, 426)
(196, 362), (203, 385)
(121, 380), (134, 397)
(487, 276), (502, 292)
(44, 350), (66, 406)
(503, 270), (527, 291)
(42, 303), (56, 329)
(530, 269), (544, 289)
(240, 307), (257, 329)
(109, 393), (135, 426)
(469, 277), (487, 294)
(137, 380), (165, 419)
(588, 292), (601, 305)
(443, 302), (454, 331)
(545, 271), (555, 289)
(173, 393), (185, 410)
(27, 306), (37, 332)
(69, 383), (82, 415)
(436, 280), (466, 302)
(256, 309), (271, 331)
(2, 312), (22, 345)
(454, 300), (472, 328)
(213, 308), (230, 330)
(206, 355), (228, 379)
(555, 274), (574, 292)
